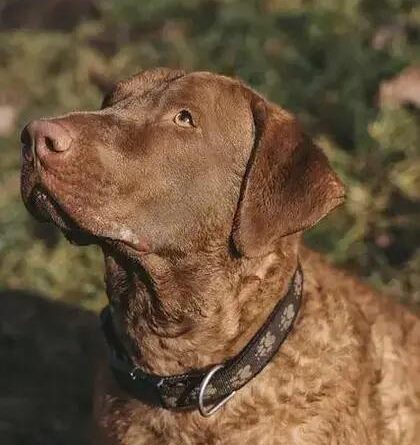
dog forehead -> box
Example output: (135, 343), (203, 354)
(102, 68), (248, 115)
(172, 71), (242, 97)
(103, 68), (186, 107)
(124, 68), (185, 91)
(160, 72), (249, 116)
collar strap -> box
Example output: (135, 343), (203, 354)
(100, 262), (303, 415)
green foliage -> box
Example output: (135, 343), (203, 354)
(0, 0), (419, 309)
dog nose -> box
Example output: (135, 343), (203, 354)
(21, 120), (73, 159)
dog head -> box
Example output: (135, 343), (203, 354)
(21, 68), (344, 258)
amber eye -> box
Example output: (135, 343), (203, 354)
(174, 110), (194, 127)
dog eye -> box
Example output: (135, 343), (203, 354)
(174, 110), (194, 128)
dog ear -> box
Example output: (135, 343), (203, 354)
(231, 94), (345, 257)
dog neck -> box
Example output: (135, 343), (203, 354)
(101, 236), (300, 376)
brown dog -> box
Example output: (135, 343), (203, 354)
(21, 68), (420, 444)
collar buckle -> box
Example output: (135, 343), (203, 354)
(129, 366), (141, 381)
(198, 364), (236, 417)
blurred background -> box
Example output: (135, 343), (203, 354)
(0, 0), (419, 443)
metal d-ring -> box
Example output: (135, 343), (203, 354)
(129, 366), (140, 380)
(198, 364), (236, 417)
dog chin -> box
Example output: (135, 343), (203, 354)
(24, 187), (147, 254)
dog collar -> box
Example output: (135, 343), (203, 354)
(100, 262), (303, 416)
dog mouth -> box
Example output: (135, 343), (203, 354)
(26, 187), (98, 246)
(25, 187), (146, 256)
(21, 151), (146, 254)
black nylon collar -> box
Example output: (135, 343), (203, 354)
(100, 262), (303, 415)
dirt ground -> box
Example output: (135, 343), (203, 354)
(0, 289), (100, 445)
